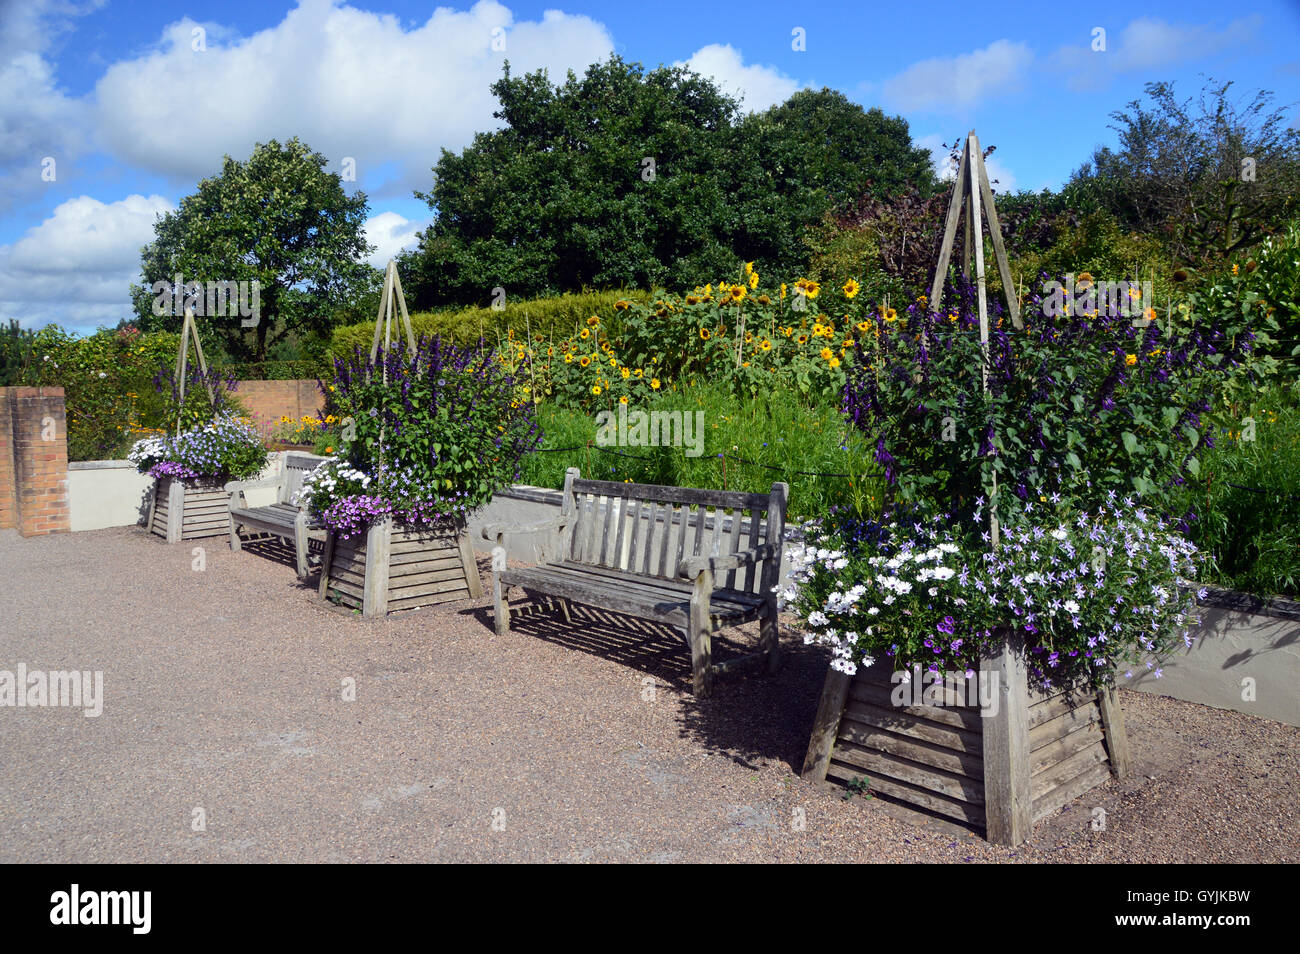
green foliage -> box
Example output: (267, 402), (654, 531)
(1173, 385), (1300, 599)
(519, 381), (883, 522)
(844, 281), (1255, 524)
(327, 289), (649, 367)
(1004, 209), (1177, 305)
(131, 137), (374, 361)
(1069, 78), (1300, 266)
(22, 325), (180, 461)
(0, 320), (37, 387)
(402, 59), (936, 306)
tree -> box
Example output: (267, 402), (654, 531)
(403, 59), (939, 307)
(132, 138), (374, 361)
(1070, 79), (1300, 266)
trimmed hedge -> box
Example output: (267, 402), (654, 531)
(326, 289), (649, 365)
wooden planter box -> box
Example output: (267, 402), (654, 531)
(147, 477), (231, 543)
(802, 635), (1131, 845)
(318, 516), (483, 617)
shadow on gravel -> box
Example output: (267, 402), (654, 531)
(482, 595), (828, 773)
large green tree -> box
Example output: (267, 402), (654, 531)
(132, 137), (375, 361)
(1069, 79), (1300, 266)
(402, 58), (937, 307)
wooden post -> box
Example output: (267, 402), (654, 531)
(361, 517), (392, 618)
(492, 530), (510, 635)
(981, 629), (1032, 845)
(165, 479), (184, 544)
(760, 481), (788, 674)
(1097, 683), (1133, 779)
(688, 567), (714, 697)
(801, 668), (852, 780)
(457, 524), (484, 599)
(172, 308), (215, 436)
(318, 534), (336, 599)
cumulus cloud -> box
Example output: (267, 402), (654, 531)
(676, 43), (802, 112)
(91, 0), (615, 192)
(363, 211), (425, 269)
(0, 194), (173, 330)
(882, 40), (1031, 113)
(1054, 16), (1264, 90)
(0, 0), (99, 212)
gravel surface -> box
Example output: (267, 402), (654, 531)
(1, 526), (1296, 863)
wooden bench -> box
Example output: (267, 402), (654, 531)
(226, 452), (326, 580)
(483, 468), (789, 696)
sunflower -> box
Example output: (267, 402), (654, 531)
(650, 378), (661, 390)
(579, 328), (591, 339)
(621, 367), (631, 379)
(592, 385), (602, 395)
(565, 353), (573, 363)
(828, 357), (841, 369)
(728, 284), (747, 302)
(749, 272), (759, 289)
(685, 295), (700, 305)
(587, 315), (600, 326)
(614, 300), (630, 311)
(699, 327), (711, 340)
(579, 356), (591, 367)
(1125, 354), (1137, 366)
(842, 278), (860, 299)
(744, 261), (755, 275)
(759, 339), (772, 352)
(619, 395), (628, 405)
(820, 347), (834, 361)
(797, 333), (809, 345)
(856, 320), (870, 333)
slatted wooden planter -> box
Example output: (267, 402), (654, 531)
(802, 636), (1131, 845)
(318, 516), (483, 617)
(147, 477), (231, 543)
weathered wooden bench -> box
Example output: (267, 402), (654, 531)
(226, 452), (326, 580)
(483, 468), (789, 696)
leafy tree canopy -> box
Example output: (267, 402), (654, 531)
(401, 57), (937, 307)
(132, 137), (375, 361)
(1069, 78), (1300, 266)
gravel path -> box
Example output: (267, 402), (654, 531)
(1, 526), (1295, 863)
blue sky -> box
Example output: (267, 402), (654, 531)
(2, 0), (1297, 331)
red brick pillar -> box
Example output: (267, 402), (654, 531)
(4, 387), (71, 536)
(0, 389), (15, 530)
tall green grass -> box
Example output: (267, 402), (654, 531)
(519, 383), (884, 522)
(1173, 382), (1300, 599)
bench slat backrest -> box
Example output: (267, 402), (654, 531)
(560, 468), (787, 592)
(280, 452), (326, 506)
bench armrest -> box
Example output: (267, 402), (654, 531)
(481, 515), (569, 543)
(224, 476), (281, 494)
(678, 543), (778, 580)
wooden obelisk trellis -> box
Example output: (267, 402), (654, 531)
(173, 307), (216, 436)
(802, 132), (1130, 846)
(317, 257), (483, 617)
(369, 259), (417, 375)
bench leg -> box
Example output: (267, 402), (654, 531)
(493, 575), (510, 635)
(760, 599), (781, 674)
(294, 513), (310, 581)
(228, 516), (241, 552)
(558, 598), (572, 624)
(689, 570), (714, 697)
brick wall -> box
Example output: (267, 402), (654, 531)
(0, 387), (71, 536)
(235, 380), (323, 440)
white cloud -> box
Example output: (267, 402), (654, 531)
(1055, 16), (1263, 90)
(0, 0), (100, 212)
(676, 43), (802, 112)
(0, 194), (173, 330)
(91, 0), (615, 191)
(882, 40), (1031, 113)
(363, 211), (424, 269)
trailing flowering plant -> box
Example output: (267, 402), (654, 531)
(783, 492), (1204, 692)
(299, 335), (541, 537)
(127, 413), (268, 482)
(844, 277), (1256, 527)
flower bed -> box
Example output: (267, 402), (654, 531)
(302, 335), (539, 616)
(129, 414), (269, 543)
